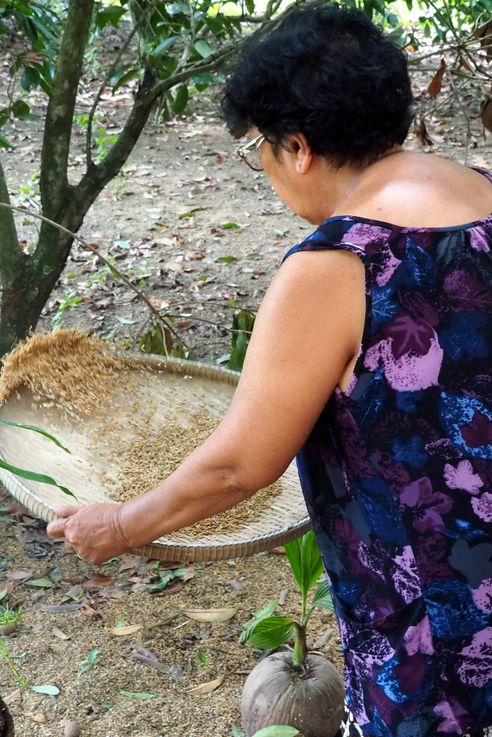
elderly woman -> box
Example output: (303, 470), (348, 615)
(48, 6), (492, 737)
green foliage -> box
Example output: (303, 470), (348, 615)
(244, 616), (295, 650)
(51, 292), (82, 330)
(0, 418), (71, 452)
(311, 579), (335, 612)
(240, 600), (278, 644)
(411, 0), (492, 44)
(241, 531), (334, 663)
(0, 638), (30, 688)
(285, 529), (324, 609)
(0, 418), (76, 497)
(79, 648), (100, 675)
(138, 320), (193, 360)
(0, 0), (58, 137)
(1, 0), (490, 147)
(251, 727), (301, 737)
(227, 310), (256, 372)
(340, 0), (492, 46)
(0, 604), (23, 626)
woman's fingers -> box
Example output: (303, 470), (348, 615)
(52, 504), (81, 517)
(46, 516), (66, 537)
(47, 505), (81, 537)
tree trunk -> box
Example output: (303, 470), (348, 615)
(0, 695), (14, 737)
(0, 159), (18, 257)
(0, 0), (238, 361)
(0, 227), (74, 359)
(0, 156), (30, 360)
(0, 0), (92, 360)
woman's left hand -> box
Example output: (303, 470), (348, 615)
(47, 503), (129, 565)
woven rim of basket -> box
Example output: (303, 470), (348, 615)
(0, 352), (311, 562)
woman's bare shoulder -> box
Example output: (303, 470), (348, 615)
(341, 152), (492, 229)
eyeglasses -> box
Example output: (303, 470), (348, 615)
(237, 133), (266, 172)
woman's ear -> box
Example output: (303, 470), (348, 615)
(289, 133), (313, 174)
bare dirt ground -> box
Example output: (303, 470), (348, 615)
(0, 490), (342, 737)
(1, 45), (492, 737)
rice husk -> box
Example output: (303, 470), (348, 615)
(0, 330), (281, 537)
(0, 330), (131, 419)
(105, 409), (281, 537)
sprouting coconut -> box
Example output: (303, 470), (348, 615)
(240, 532), (345, 737)
(0, 696), (14, 737)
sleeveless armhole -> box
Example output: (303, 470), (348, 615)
(471, 165), (492, 185)
(282, 219), (368, 265)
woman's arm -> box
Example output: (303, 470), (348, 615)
(47, 249), (365, 562)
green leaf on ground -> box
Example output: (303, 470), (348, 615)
(119, 690), (155, 700)
(31, 684), (60, 696)
(26, 578), (54, 588)
(221, 222), (240, 230)
(178, 207), (207, 219)
(251, 727), (301, 737)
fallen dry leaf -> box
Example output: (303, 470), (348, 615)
(27, 713), (48, 724)
(52, 626), (70, 641)
(182, 607), (236, 623)
(270, 546), (286, 555)
(428, 58), (446, 99)
(414, 117), (434, 147)
(132, 646), (170, 674)
(3, 689), (21, 705)
(481, 98), (492, 132)
(82, 574), (112, 589)
(149, 297), (171, 310)
(118, 554), (146, 573)
(111, 623), (143, 636)
(186, 676), (224, 695)
(7, 569), (32, 581)
(185, 250), (205, 260)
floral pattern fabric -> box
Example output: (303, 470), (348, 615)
(283, 169), (492, 737)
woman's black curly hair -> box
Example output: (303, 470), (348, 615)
(222, 5), (414, 168)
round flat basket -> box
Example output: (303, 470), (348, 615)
(0, 349), (310, 562)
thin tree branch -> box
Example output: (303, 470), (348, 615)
(0, 158), (23, 289)
(0, 202), (189, 353)
(407, 33), (492, 66)
(446, 66), (472, 163)
(71, 0), (336, 220)
(86, 0), (162, 169)
(86, 26), (140, 170)
(39, 0), (94, 221)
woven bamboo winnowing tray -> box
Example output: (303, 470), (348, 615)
(0, 353), (310, 561)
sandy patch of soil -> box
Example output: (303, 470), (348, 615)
(0, 493), (342, 737)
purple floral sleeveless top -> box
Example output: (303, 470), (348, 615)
(283, 168), (492, 737)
